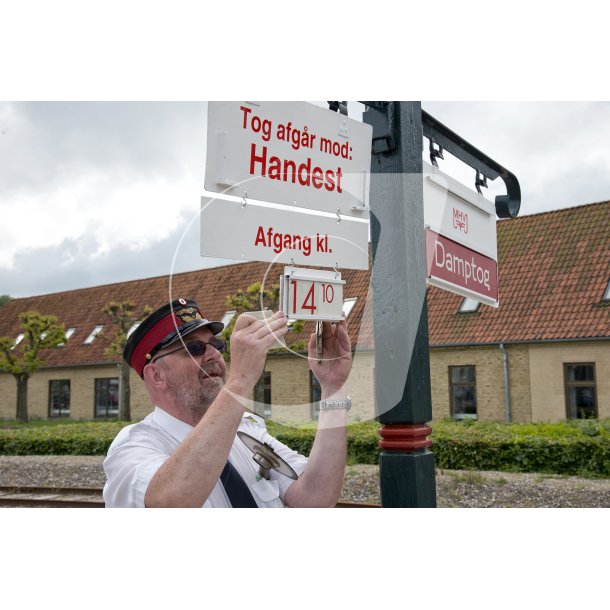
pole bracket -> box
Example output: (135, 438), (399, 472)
(422, 110), (521, 218)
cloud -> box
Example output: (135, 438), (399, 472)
(0, 215), (238, 298)
(0, 101), (209, 269)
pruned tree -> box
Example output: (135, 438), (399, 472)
(222, 282), (305, 360)
(102, 301), (151, 421)
(0, 311), (66, 422)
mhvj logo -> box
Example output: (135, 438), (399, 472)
(453, 208), (468, 233)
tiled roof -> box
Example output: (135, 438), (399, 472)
(427, 200), (610, 345)
(0, 201), (608, 368)
(0, 261), (372, 367)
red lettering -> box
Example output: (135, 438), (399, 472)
(240, 105), (252, 129)
(268, 155), (282, 180)
(250, 143), (267, 176)
(298, 157), (312, 186)
(311, 167), (323, 189)
(302, 282), (317, 314)
(324, 169), (335, 192)
(322, 283), (334, 303)
(254, 225), (266, 247)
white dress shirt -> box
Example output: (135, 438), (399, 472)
(103, 407), (308, 508)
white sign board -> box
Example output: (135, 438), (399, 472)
(201, 196), (369, 270)
(205, 102), (372, 218)
(423, 161), (497, 259)
(423, 161), (499, 306)
(279, 267), (344, 321)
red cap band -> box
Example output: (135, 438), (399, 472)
(130, 312), (183, 377)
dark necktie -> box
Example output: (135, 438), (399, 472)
(220, 460), (258, 508)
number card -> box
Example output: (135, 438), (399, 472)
(279, 267), (345, 322)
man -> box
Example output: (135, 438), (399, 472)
(103, 298), (352, 507)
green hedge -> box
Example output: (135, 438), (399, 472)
(0, 422), (125, 456)
(1, 418), (610, 477)
(267, 418), (610, 477)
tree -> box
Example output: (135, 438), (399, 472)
(222, 282), (305, 360)
(102, 301), (151, 421)
(0, 295), (10, 308)
(0, 311), (66, 422)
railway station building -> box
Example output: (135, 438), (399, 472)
(0, 200), (608, 424)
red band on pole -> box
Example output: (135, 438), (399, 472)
(378, 424), (432, 451)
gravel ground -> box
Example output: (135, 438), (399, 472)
(1, 456), (609, 507)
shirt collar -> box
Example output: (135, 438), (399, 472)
(152, 406), (265, 443)
(152, 406), (193, 443)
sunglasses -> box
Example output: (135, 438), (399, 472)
(151, 338), (227, 364)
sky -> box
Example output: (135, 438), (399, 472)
(2, 100), (610, 299)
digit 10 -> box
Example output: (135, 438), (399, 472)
(321, 283), (334, 303)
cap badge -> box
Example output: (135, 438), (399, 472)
(176, 306), (202, 324)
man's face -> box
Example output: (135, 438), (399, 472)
(154, 327), (227, 421)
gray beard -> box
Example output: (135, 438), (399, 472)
(168, 364), (226, 424)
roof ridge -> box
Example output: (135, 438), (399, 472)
(503, 199), (610, 221)
(9, 260), (252, 302)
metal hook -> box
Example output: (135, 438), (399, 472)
(334, 263), (340, 279)
(242, 191), (248, 208)
(475, 171), (488, 195)
(429, 140), (444, 168)
(336, 208), (342, 223)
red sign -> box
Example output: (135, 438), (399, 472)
(425, 229), (498, 304)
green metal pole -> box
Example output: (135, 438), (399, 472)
(363, 101), (436, 508)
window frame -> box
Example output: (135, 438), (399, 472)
(94, 377), (120, 419)
(459, 297), (480, 313)
(448, 365), (477, 420)
(83, 325), (103, 345)
(48, 379), (71, 418)
(342, 297), (358, 318)
(564, 363), (597, 419)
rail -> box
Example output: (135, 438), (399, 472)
(0, 486), (379, 508)
(0, 485), (104, 508)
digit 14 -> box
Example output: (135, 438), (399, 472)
(290, 281), (335, 315)
(291, 280), (317, 314)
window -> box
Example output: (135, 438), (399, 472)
(95, 378), (119, 418)
(12, 333), (24, 349)
(220, 311), (237, 328)
(603, 279), (610, 301)
(449, 366), (477, 419)
(564, 364), (597, 419)
(49, 380), (70, 417)
(253, 371), (271, 417)
(310, 372), (322, 420)
(126, 322), (140, 338)
(459, 297), (480, 313)
(57, 327), (76, 347)
(342, 298), (358, 318)
(83, 325), (103, 344)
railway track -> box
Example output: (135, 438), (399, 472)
(0, 485), (379, 508)
(0, 485), (105, 508)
